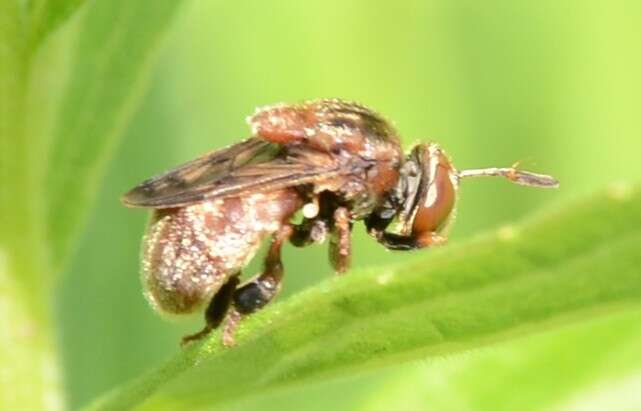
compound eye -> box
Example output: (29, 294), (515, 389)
(411, 148), (457, 235)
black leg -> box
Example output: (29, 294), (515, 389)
(365, 210), (446, 251)
(329, 207), (352, 273)
(181, 275), (240, 345)
(368, 228), (446, 251)
(222, 224), (293, 346)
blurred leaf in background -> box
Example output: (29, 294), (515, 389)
(1, 0), (640, 410)
(1, 0), (185, 409)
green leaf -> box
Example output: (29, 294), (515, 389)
(44, 0), (186, 269)
(0, 1), (24, 218)
(354, 308), (641, 411)
(84, 183), (641, 411)
(1, 1), (187, 409)
(1, 2), (63, 410)
(26, 0), (87, 48)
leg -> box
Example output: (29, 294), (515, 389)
(290, 218), (329, 247)
(222, 224), (293, 346)
(371, 230), (446, 251)
(181, 275), (240, 345)
(329, 207), (352, 273)
(365, 211), (445, 251)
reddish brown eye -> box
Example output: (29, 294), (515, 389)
(411, 148), (457, 236)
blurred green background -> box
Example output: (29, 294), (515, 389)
(54, 0), (641, 409)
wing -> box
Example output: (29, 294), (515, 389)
(121, 138), (340, 208)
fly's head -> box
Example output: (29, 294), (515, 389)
(387, 143), (559, 241)
(394, 143), (459, 239)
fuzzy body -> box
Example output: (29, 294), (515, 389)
(142, 189), (302, 315)
(250, 100), (404, 218)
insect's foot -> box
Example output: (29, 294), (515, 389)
(222, 309), (242, 347)
(180, 325), (213, 347)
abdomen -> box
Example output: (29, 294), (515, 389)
(141, 189), (302, 315)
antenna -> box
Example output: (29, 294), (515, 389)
(458, 162), (559, 189)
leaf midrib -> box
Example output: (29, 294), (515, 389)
(253, 229), (641, 388)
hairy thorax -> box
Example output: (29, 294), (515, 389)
(141, 189), (302, 315)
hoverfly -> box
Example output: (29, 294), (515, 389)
(122, 99), (559, 346)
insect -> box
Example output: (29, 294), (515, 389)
(122, 99), (559, 346)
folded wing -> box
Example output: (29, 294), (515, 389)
(122, 138), (339, 208)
